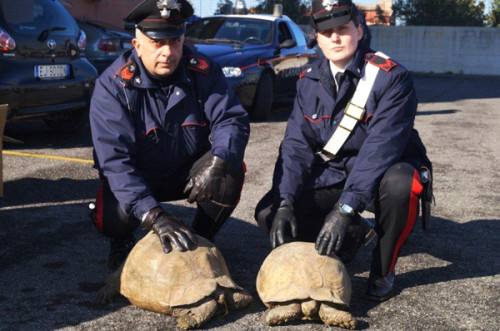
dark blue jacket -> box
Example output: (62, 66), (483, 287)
(90, 46), (250, 219)
(273, 47), (430, 213)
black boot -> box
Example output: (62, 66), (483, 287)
(338, 217), (376, 264)
(107, 233), (136, 271)
(364, 270), (395, 302)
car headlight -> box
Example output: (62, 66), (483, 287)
(222, 67), (243, 78)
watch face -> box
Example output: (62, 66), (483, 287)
(341, 204), (354, 215)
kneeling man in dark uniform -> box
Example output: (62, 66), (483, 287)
(90, 0), (250, 269)
(255, 0), (432, 302)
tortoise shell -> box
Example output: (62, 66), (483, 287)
(121, 231), (242, 311)
(257, 241), (351, 309)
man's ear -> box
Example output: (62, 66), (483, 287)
(132, 38), (142, 57)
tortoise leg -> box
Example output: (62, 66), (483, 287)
(301, 299), (319, 319)
(318, 303), (357, 330)
(264, 302), (302, 326)
(96, 264), (124, 304)
(224, 289), (253, 311)
(177, 298), (218, 330)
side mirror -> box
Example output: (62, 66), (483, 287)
(306, 36), (317, 49)
(279, 39), (297, 49)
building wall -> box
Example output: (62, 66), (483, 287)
(370, 26), (500, 76)
(362, 10), (392, 25)
(358, 0), (393, 25)
(61, 0), (139, 29)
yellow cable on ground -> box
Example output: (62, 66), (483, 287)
(3, 151), (93, 164)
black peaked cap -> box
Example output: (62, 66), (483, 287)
(310, 0), (358, 31)
(125, 0), (194, 39)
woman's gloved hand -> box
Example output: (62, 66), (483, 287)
(270, 200), (298, 249)
(315, 203), (354, 256)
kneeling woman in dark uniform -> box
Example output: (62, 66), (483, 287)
(89, 0), (250, 270)
(255, 0), (432, 302)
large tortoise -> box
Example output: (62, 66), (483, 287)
(98, 231), (253, 329)
(256, 241), (357, 329)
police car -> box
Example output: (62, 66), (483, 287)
(185, 9), (317, 120)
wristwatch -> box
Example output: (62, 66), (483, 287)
(339, 203), (355, 217)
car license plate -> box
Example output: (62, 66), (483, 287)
(35, 64), (69, 79)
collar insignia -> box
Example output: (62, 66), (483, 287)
(157, 0), (181, 19)
(186, 55), (210, 74)
(322, 0), (339, 11)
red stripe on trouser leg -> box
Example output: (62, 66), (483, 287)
(94, 179), (105, 233)
(388, 170), (423, 273)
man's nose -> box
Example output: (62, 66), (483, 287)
(160, 44), (173, 58)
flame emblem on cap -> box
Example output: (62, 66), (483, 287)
(157, 0), (181, 18)
(322, 0), (340, 11)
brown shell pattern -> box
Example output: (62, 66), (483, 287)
(256, 241), (351, 308)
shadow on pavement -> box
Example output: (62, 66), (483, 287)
(1, 178), (99, 208)
(417, 109), (458, 116)
(347, 215), (500, 324)
(3, 119), (92, 150)
(413, 74), (500, 103)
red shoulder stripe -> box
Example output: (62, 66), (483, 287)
(185, 55), (210, 75)
(365, 53), (397, 72)
(121, 67), (133, 81)
(113, 60), (134, 78)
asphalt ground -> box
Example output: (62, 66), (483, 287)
(0, 74), (499, 330)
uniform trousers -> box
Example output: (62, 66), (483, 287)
(92, 151), (245, 241)
(255, 162), (423, 276)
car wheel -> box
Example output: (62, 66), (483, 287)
(44, 108), (88, 133)
(249, 72), (273, 121)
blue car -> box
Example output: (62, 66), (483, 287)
(185, 13), (317, 120)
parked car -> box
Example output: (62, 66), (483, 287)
(0, 0), (97, 133)
(185, 12), (317, 120)
(76, 19), (133, 74)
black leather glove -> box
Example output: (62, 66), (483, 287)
(184, 155), (230, 203)
(270, 200), (298, 249)
(315, 203), (354, 256)
(142, 207), (197, 253)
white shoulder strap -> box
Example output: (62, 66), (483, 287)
(317, 52), (389, 162)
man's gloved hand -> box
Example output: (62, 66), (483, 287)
(270, 200), (298, 249)
(315, 203), (355, 256)
(184, 155), (230, 203)
(143, 207), (197, 254)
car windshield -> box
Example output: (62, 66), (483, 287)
(0, 0), (77, 35)
(186, 17), (272, 45)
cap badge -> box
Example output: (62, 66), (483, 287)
(157, 0), (181, 19)
(322, 0), (339, 11)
